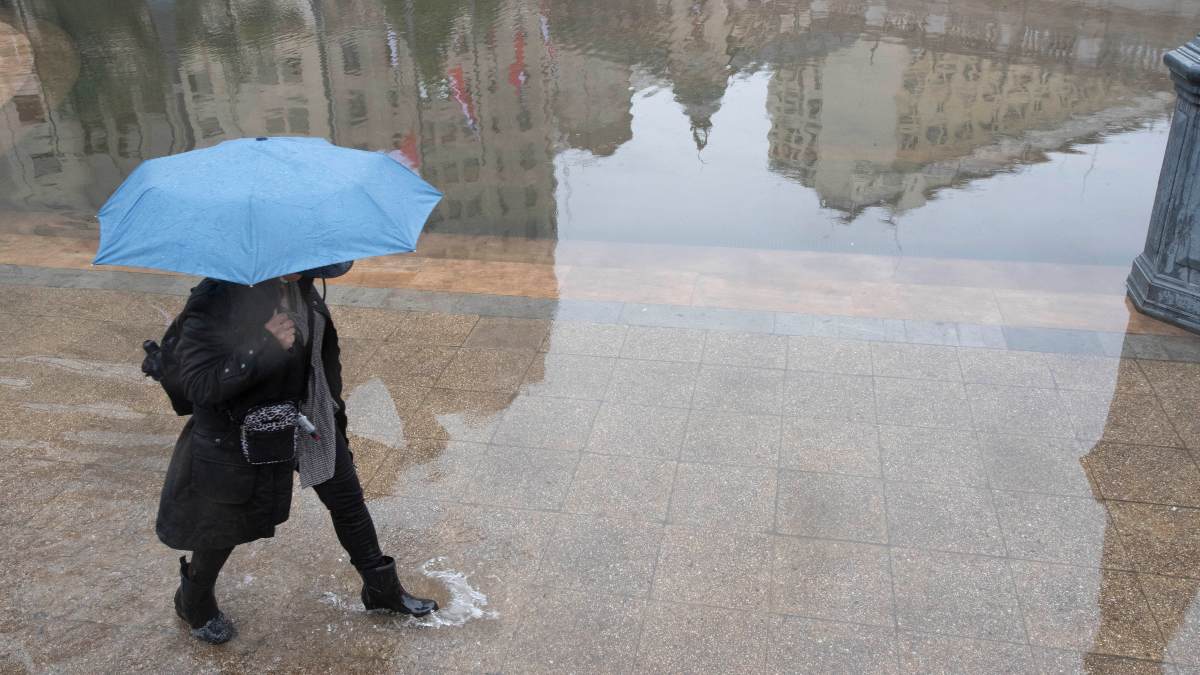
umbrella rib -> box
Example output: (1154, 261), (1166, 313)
(355, 184), (403, 249)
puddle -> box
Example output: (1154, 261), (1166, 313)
(2, 356), (146, 383)
(0, 376), (32, 389)
(20, 401), (146, 420)
(319, 557), (497, 629)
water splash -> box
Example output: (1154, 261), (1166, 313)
(318, 557), (497, 629)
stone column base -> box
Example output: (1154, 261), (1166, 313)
(1128, 253), (1200, 335)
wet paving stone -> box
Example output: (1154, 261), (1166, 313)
(462, 446), (578, 510)
(1032, 648), (1176, 675)
(635, 602), (773, 674)
(386, 311), (478, 345)
(884, 482), (1006, 556)
(12, 283), (1200, 670)
(586, 402), (689, 459)
(435, 347), (535, 393)
(895, 632), (1037, 674)
(1063, 390), (1183, 447)
(873, 377), (972, 429)
(539, 321), (628, 357)
(691, 365), (784, 415)
(776, 471), (887, 543)
(966, 383), (1074, 438)
(891, 548), (1025, 642)
(992, 491), (1131, 569)
(668, 463), (777, 533)
(780, 418), (881, 477)
(878, 425), (987, 487)
(783, 373), (876, 422)
(606, 359), (699, 408)
(1137, 574), (1200, 667)
(464, 317), (550, 351)
(1009, 561), (1164, 660)
(976, 434), (1093, 497)
(1082, 442), (1200, 507)
(490, 395), (600, 451)
(619, 326), (706, 363)
(519, 353), (616, 400)
(771, 537), (894, 627)
(786, 336), (873, 375)
(401, 388), (512, 442)
(870, 343), (962, 381)
(1045, 355), (1154, 395)
(1106, 502), (1200, 579)
(563, 454), (676, 522)
(652, 526), (773, 608)
(956, 348), (1054, 388)
(539, 515), (663, 598)
(681, 412), (780, 467)
(702, 331), (788, 369)
(507, 588), (645, 673)
(770, 617), (899, 674)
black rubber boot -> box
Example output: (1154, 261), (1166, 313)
(359, 556), (438, 617)
(174, 556), (236, 644)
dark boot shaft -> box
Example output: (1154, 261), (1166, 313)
(359, 556), (438, 617)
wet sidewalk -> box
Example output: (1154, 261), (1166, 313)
(2, 270), (1199, 673)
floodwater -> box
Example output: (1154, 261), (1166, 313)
(2, 0), (1198, 267)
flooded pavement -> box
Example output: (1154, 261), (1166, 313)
(4, 0), (1200, 672)
(2, 276), (1200, 672)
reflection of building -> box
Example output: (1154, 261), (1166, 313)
(764, 0), (1184, 214)
(1, 0), (1198, 225)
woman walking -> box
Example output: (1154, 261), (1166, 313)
(155, 263), (436, 644)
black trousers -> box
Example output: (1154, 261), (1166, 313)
(190, 437), (384, 585)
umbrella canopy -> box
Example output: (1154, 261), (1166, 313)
(95, 136), (441, 285)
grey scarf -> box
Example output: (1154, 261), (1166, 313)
(285, 283), (338, 488)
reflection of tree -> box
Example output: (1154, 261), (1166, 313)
(380, 0), (503, 88)
(32, 0), (170, 131)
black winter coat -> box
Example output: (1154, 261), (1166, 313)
(156, 277), (348, 551)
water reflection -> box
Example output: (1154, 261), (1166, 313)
(1079, 335), (1199, 670)
(1, 0), (1197, 263)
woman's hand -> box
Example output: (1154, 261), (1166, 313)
(265, 311), (296, 351)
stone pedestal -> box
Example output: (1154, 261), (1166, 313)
(1128, 36), (1200, 334)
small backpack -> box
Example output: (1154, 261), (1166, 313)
(142, 305), (194, 417)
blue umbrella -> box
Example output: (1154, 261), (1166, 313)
(94, 136), (441, 285)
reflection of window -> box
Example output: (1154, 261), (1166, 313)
(520, 144), (536, 170)
(282, 56), (303, 84)
(463, 158), (480, 182)
(13, 95), (45, 123)
(341, 40), (361, 75)
(84, 128), (108, 154)
(257, 51), (279, 85)
(517, 109), (531, 132)
(444, 199), (462, 219)
(524, 186), (538, 208)
(188, 71), (213, 95)
(31, 153), (61, 178)
(266, 110), (286, 134)
(466, 196), (482, 217)
(348, 91), (367, 126)
(442, 163), (460, 183)
(288, 107), (309, 133)
(199, 117), (223, 138)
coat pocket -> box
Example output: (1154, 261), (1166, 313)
(190, 435), (256, 505)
